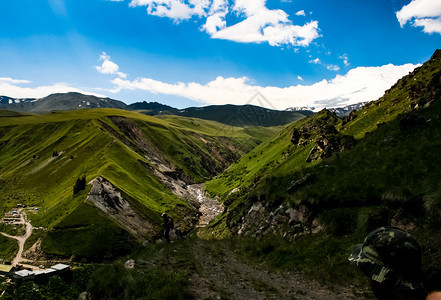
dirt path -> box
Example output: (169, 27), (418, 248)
(187, 240), (361, 300)
(0, 209), (33, 266)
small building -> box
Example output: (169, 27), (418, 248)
(43, 268), (57, 276)
(0, 264), (13, 276)
(12, 269), (35, 282)
(10, 263), (71, 282)
(51, 263), (70, 272)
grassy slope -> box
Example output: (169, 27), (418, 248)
(42, 200), (135, 260)
(158, 104), (310, 127)
(206, 50), (441, 210)
(203, 50), (441, 287)
(205, 111), (334, 198)
(0, 108), (279, 259)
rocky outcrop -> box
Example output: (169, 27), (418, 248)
(306, 132), (356, 162)
(235, 202), (320, 240)
(87, 177), (155, 240)
(290, 109), (356, 162)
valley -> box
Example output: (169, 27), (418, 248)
(0, 50), (440, 299)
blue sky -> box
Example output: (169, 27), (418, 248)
(0, 0), (440, 109)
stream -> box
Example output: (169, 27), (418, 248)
(186, 184), (224, 227)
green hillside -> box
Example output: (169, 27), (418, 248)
(206, 49), (441, 223)
(203, 50), (441, 281)
(156, 104), (311, 127)
(0, 108), (275, 260)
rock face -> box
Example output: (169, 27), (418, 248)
(87, 177), (155, 240)
(290, 111), (356, 163)
(306, 132), (356, 162)
(235, 202), (320, 240)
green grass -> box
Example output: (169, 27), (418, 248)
(41, 202), (135, 261)
(23, 227), (44, 253)
(205, 110), (333, 199)
(200, 49), (441, 289)
(158, 104), (309, 127)
(0, 223), (25, 236)
(205, 50), (441, 226)
(87, 264), (193, 300)
(0, 107), (281, 259)
(225, 233), (372, 297)
(0, 234), (18, 262)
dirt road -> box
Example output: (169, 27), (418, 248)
(187, 240), (363, 299)
(0, 209), (33, 266)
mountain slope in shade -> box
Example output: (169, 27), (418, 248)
(161, 104), (313, 127)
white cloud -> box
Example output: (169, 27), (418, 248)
(0, 77), (104, 99)
(295, 10), (305, 16)
(297, 75), (303, 81)
(413, 17), (441, 34)
(326, 64), (340, 71)
(0, 77), (31, 84)
(108, 63), (419, 110)
(128, 0), (320, 47)
(208, 1), (320, 47)
(129, 0), (210, 21)
(396, 0), (441, 34)
(202, 12), (227, 34)
(95, 52), (127, 78)
(339, 54), (349, 66)
(309, 58), (321, 64)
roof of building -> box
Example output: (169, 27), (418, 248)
(33, 270), (45, 276)
(14, 270), (34, 277)
(51, 263), (70, 271)
(0, 265), (13, 273)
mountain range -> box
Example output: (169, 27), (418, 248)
(0, 93), (323, 127)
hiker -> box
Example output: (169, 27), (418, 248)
(161, 213), (174, 242)
(349, 226), (426, 300)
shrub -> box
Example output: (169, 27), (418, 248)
(73, 176), (86, 195)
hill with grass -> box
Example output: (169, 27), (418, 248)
(0, 92), (128, 113)
(1, 93), (311, 127)
(203, 49), (441, 281)
(126, 101), (176, 115)
(0, 108), (276, 261)
(158, 104), (313, 127)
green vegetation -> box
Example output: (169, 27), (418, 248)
(232, 234), (370, 287)
(2, 50), (441, 299)
(0, 234), (18, 262)
(206, 49), (441, 234)
(157, 103), (311, 127)
(0, 223), (25, 236)
(1, 267), (93, 300)
(0, 107), (280, 260)
(202, 49), (441, 287)
(87, 264), (192, 300)
(41, 202), (135, 261)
